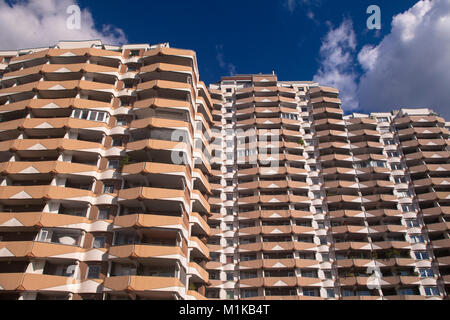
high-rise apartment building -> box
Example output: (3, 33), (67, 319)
(0, 41), (449, 300)
(205, 75), (450, 301)
(0, 41), (211, 300)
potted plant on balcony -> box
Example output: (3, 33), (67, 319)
(298, 138), (305, 147)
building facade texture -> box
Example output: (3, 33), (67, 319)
(0, 41), (449, 300)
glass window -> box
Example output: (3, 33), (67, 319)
(93, 236), (106, 248)
(327, 289), (335, 298)
(419, 269), (434, 278)
(89, 111), (97, 121)
(411, 235), (425, 243)
(108, 160), (120, 169)
(103, 185), (115, 194)
(414, 251), (429, 260)
(424, 287), (439, 296)
(98, 209), (110, 220)
(87, 265), (101, 279)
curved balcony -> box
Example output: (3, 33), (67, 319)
(239, 278), (264, 288)
(104, 275), (184, 295)
(113, 214), (187, 231)
(263, 259), (296, 269)
(0, 273), (101, 293)
(108, 244), (185, 260)
(264, 277), (297, 287)
(0, 185), (94, 203)
(0, 138), (104, 154)
(0, 241), (107, 260)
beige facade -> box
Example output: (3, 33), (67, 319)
(0, 41), (211, 300)
(0, 42), (449, 300)
(206, 75), (450, 301)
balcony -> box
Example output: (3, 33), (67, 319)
(104, 275), (184, 295)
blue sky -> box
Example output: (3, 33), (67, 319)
(1, 0), (449, 118)
(76, 0), (417, 85)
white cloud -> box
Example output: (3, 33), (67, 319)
(0, 0), (126, 50)
(313, 19), (360, 111)
(358, 0), (450, 118)
(215, 45), (236, 76)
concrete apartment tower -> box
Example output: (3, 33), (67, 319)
(0, 41), (211, 300)
(0, 42), (449, 300)
(205, 74), (450, 300)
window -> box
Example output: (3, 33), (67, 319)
(319, 236), (328, 245)
(226, 167), (233, 173)
(397, 288), (415, 296)
(313, 192), (321, 200)
(38, 230), (49, 242)
(419, 269), (434, 278)
(411, 235), (425, 243)
(112, 138), (123, 147)
(206, 289), (220, 299)
(210, 252), (220, 262)
(226, 256), (233, 264)
(226, 208), (233, 216)
(414, 251), (429, 260)
(72, 109), (108, 123)
(303, 289), (318, 297)
(384, 139), (396, 145)
(108, 160), (120, 169)
(377, 117), (389, 123)
(302, 270), (318, 278)
(226, 239), (234, 247)
(129, 50), (140, 57)
(116, 117), (127, 126)
(242, 289), (258, 298)
(424, 287), (439, 296)
(93, 236), (106, 248)
(226, 223), (233, 231)
(391, 163), (403, 170)
(387, 151), (400, 158)
(87, 265), (101, 279)
(327, 289), (335, 298)
(317, 222), (325, 230)
(395, 176), (407, 184)
(226, 88), (232, 93)
(343, 290), (354, 297)
(397, 190), (411, 198)
(103, 185), (115, 194)
(226, 273), (234, 281)
(406, 220), (420, 228)
(309, 166), (317, 172)
(226, 180), (233, 187)
(226, 194), (233, 201)
(324, 270), (332, 279)
(402, 205), (414, 213)
(98, 208), (110, 220)
(315, 207), (323, 214)
(226, 290), (234, 299)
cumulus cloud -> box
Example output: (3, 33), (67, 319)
(0, 0), (127, 50)
(215, 45), (236, 76)
(358, 0), (450, 118)
(313, 19), (360, 110)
